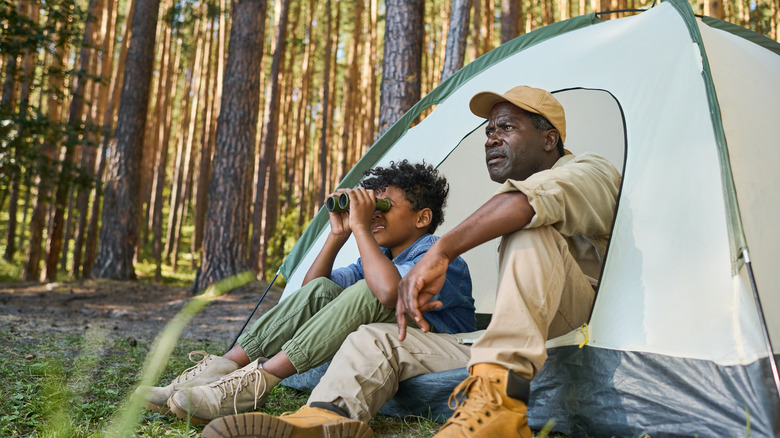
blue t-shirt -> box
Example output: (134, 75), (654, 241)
(329, 233), (475, 334)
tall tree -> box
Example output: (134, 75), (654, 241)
(377, 0), (424, 135)
(249, 0), (290, 275)
(44, 0), (102, 280)
(501, 0), (523, 43)
(23, 0), (74, 281)
(92, 0), (161, 279)
(194, 0), (267, 293)
(442, 0), (473, 81)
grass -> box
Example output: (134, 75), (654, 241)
(0, 327), (452, 438)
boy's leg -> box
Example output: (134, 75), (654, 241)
(309, 322), (470, 423)
(281, 280), (397, 373)
(237, 277), (343, 361)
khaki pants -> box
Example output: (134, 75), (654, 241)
(309, 226), (595, 420)
(470, 226), (595, 379)
(237, 277), (396, 373)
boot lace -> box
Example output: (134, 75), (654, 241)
(174, 351), (212, 384)
(208, 362), (269, 414)
(445, 374), (503, 432)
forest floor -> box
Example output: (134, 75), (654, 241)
(0, 278), (445, 437)
(0, 278), (280, 347)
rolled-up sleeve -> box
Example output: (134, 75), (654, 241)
(495, 153), (621, 238)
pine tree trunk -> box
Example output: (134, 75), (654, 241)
(44, 0), (101, 281)
(194, 0), (267, 294)
(23, 2), (74, 281)
(500, 0), (522, 43)
(250, 0), (290, 275)
(317, 0), (334, 209)
(377, 0), (424, 135)
(442, 0), (473, 81)
(82, 0), (133, 277)
(92, 0), (161, 280)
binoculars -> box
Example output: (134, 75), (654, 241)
(326, 193), (391, 213)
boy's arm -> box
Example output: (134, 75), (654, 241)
(302, 191), (353, 285)
(348, 188), (402, 308)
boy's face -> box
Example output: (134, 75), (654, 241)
(371, 185), (428, 256)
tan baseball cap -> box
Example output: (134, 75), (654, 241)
(469, 85), (566, 143)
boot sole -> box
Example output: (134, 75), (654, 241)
(201, 412), (374, 438)
(144, 401), (172, 415)
(167, 396), (211, 426)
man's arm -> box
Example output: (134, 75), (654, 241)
(396, 191), (534, 340)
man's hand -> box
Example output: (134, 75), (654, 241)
(396, 247), (451, 341)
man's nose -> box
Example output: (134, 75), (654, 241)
(485, 133), (501, 148)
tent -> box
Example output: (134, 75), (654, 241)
(278, 0), (780, 436)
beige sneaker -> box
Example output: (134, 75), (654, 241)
(135, 351), (239, 413)
(167, 359), (281, 425)
(201, 405), (374, 438)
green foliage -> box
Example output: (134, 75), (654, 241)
(263, 202), (308, 285)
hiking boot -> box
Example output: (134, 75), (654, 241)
(135, 351), (239, 413)
(433, 363), (532, 438)
(167, 359), (281, 425)
(200, 404), (374, 438)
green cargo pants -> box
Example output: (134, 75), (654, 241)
(237, 277), (396, 373)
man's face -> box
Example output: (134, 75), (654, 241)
(483, 102), (552, 183)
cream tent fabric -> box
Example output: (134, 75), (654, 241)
(276, 0), (780, 435)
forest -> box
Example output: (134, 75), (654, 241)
(1, 0), (778, 293)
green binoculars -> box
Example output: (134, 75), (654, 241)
(326, 193), (391, 213)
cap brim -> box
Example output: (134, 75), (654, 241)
(469, 91), (510, 119)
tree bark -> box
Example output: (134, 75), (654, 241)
(92, 0), (161, 280)
(194, 0), (267, 294)
(250, 0), (290, 275)
(442, 0), (473, 81)
(82, 0), (134, 278)
(377, 0), (424, 136)
(23, 1), (74, 281)
(44, 0), (101, 281)
(500, 0), (523, 43)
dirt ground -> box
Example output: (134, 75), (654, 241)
(0, 278), (283, 346)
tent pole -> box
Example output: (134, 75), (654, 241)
(743, 249), (780, 399)
(226, 270), (281, 353)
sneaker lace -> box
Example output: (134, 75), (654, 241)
(445, 374), (503, 431)
(208, 363), (269, 414)
(173, 351), (212, 384)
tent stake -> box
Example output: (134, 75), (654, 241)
(226, 270), (280, 353)
(743, 249), (780, 399)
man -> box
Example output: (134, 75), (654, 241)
(201, 85), (621, 438)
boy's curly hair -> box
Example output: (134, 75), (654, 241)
(360, 160), (449, 234)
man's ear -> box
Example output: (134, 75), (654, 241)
(543, 129), (560, 152)
(416, 208), (433, 229)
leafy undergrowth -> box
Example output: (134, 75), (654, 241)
(0, 331), (449, 437)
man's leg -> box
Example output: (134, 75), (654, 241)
(309, 322), (470, 422)
(201, 323), (470, 438)
(436, 226), (594, 438)
(281, 280), (397, 374)
(469, 225), (595, 378)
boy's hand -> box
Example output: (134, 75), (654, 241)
(326, 189), (352, 237)
(345, 187), (377, 234)
(396, 248), (449, 341)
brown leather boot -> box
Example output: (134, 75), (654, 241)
(433, 363), (532, 438)
(201, 404), (373, 438)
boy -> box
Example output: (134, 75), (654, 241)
(137, 160), (475, 425)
